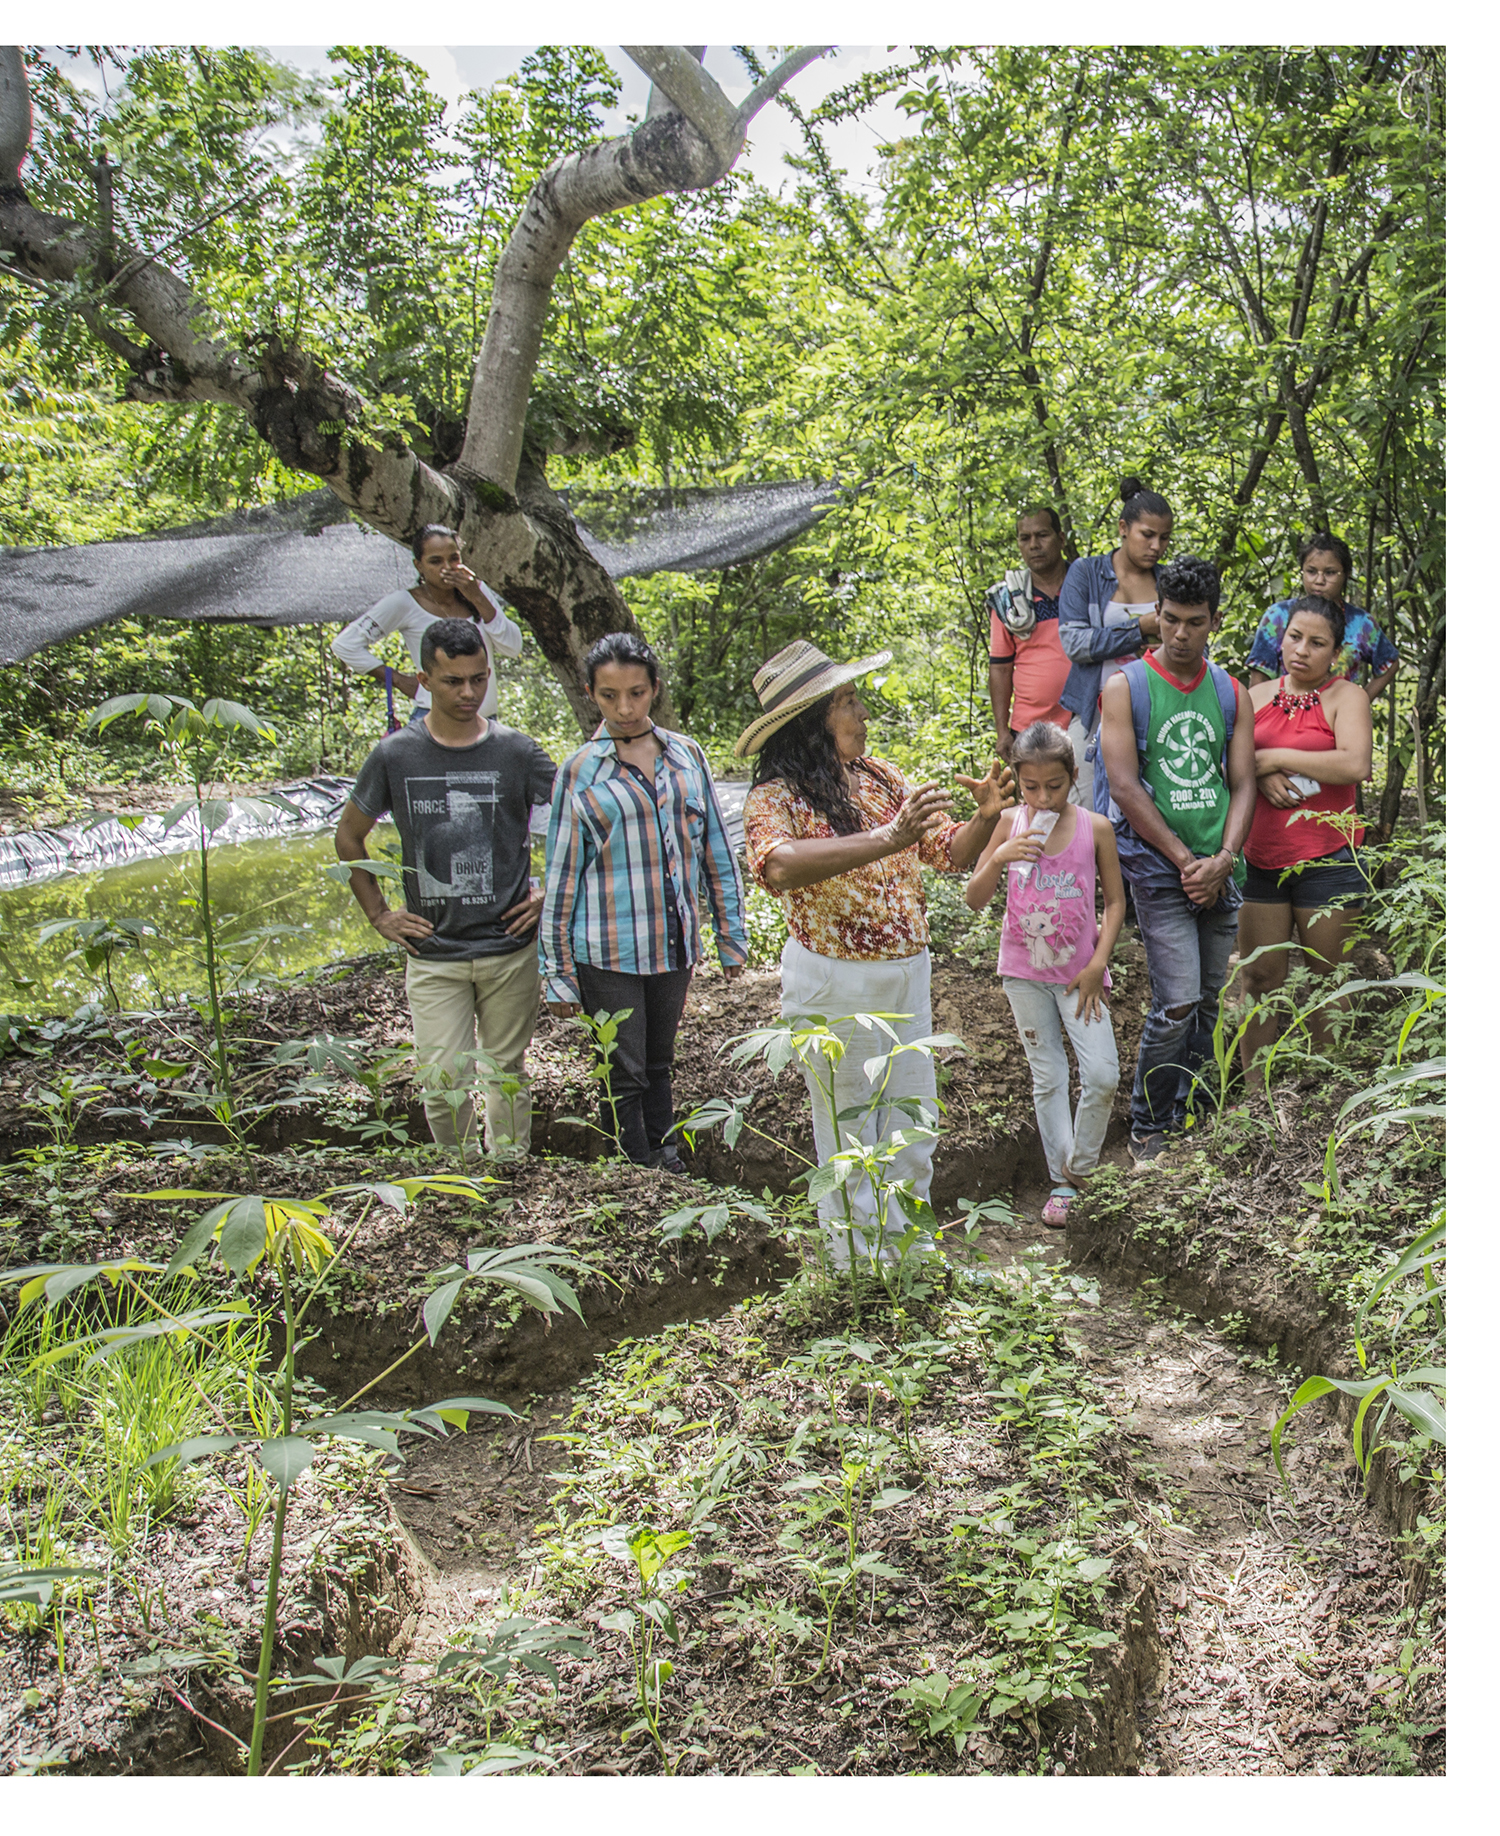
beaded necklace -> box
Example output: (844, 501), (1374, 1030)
(1270, 676), (1329, 716)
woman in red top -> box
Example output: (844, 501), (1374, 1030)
(1237, 596), (1373, 1072)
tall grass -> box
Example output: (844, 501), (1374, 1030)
(0, 1285), (271, 1561)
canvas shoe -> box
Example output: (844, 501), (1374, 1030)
(1128, 1130), (1170, 1168)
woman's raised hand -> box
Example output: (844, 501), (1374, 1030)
(954, 756), (1017, 821)
(443, 561), (488, 610)
(883, 782), (952, 851)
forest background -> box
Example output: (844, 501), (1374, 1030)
(0, 43), (1445, 840)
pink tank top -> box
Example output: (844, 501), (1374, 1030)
(997, 806), (1111, 987)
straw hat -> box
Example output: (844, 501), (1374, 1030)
(733, 639), (893, 758)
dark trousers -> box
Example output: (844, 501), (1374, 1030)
(574, 964), (694, 1164)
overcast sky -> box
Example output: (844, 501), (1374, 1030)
(47, 44), (917, 196)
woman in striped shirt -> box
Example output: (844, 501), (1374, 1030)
(539, 633), (748, 1172)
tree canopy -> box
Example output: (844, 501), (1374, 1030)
(0, 43), (1443, 822)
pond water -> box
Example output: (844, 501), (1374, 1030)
(0, 824), (403, 1016)
(0, 781), (746, 1020)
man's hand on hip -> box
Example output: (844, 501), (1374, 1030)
(373, 909), (434, 955)
(501, 889), (545, 937)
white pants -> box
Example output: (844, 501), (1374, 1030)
(1002, 975), (1120, 1183)
(1067, 715), (1094, 809)
(405, 947), (540, 1154)
(780, 937), (939, 1266)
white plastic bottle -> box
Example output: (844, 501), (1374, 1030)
(1013, 805), (1059, 885)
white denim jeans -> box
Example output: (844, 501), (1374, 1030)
(780, 937), (939, 1267)
(1002, 975), (1120, 1183)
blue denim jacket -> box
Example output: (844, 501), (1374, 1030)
(1058, 552), (1158, 731)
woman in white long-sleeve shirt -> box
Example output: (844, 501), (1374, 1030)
(332, 523), (524, 723)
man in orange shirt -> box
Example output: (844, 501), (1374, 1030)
(989, 506), (1074, 761)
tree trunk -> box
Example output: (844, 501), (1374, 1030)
(0, 44), (826, 732)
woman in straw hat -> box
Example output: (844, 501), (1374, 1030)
(738, 641), (1014, 1267)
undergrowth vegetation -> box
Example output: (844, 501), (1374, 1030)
(0, 813), (1445, 1775)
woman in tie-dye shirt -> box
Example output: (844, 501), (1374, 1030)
(1246, 533), (1398, 701)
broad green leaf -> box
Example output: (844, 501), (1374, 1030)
(218, 1195), (271, 1274)
(145, 1432), (243, 1469)
(423, 1277), (465, 1345)
(258, 1436), (317, 1489)
(1386, 1388), (1446, 1446)
(203, 696), (275, 739)
(325, 859), (404, 885)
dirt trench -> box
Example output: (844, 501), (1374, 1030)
(343, 1140), (1433, 1777)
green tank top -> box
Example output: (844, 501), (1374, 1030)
(1142, 659), (1231, 859)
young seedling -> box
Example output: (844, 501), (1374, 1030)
(4, 1174), (590, 1777)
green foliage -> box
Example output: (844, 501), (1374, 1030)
(2, 47), (1443, 821)
(1, 1172), (585, 1776)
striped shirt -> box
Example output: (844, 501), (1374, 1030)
(538, 726), (748, 1006)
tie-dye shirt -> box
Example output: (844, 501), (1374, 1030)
(1246, 599), (1398, 687)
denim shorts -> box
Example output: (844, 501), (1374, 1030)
(1241, 843), (1366, 909)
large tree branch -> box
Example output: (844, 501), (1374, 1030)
(625, 45), (740, 147)
(0, 45), (824, 733)
(456, 44), (829, 493)
(0, 44), (29, 192)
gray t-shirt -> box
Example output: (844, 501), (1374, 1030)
(349, 719), (557, 961)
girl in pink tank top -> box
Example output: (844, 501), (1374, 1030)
(965, 722), (1127, 1226)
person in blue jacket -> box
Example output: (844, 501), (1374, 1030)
(1057, 477), (1174, 805)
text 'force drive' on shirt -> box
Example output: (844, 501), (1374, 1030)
(348, 719), (556, 960)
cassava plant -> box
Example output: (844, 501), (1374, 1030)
(677, 1010), (966, 1312)
(86, 692), (296, 1150)
(4, 1173), (589, 1777)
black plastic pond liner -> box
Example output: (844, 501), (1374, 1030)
(0, 777), (356, 890)
(0, 777), (750, 890)
(0, 482), (841, 662)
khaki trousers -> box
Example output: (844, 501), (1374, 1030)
(404, 947), (540, 1154)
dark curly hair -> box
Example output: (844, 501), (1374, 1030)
(1156, 555), (1221, 615)
(751, 694), (867, 835)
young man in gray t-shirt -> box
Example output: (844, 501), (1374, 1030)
(335, 618), (556, 1155)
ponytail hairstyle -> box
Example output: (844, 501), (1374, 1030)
(583, 630), (660, 691)
(1287, 594), (1347, 650)
(1297, 531), (1355, 582)
(1118, 475), (1172, 528)
(412, 523), (459, 562)
(1011, 720), (1078, 779)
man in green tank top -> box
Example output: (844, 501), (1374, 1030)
(1099, 557), (1257, 1163)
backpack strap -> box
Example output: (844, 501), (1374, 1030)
(1127, 658), (1152, 765)
(1208, 661), (1238, 746)
(1089, 657), (1151, 819)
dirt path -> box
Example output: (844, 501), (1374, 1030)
(989, 1164), (1436, 1775)
(378, 1160), (1434, 1775)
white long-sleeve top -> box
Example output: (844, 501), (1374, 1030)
(330, 581), (524, 716)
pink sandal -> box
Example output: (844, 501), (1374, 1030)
(1042, 1185), (1076, 1228)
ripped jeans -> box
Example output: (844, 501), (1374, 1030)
(1003, 977), (1120, 1182)
(1129, 881), (1240, 1135)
